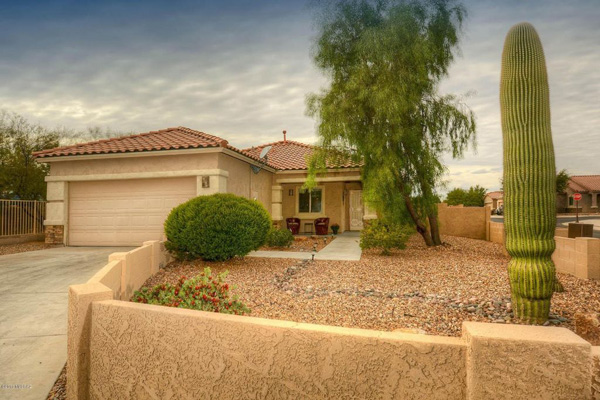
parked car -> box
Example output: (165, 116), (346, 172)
(495, 205), (504, 215)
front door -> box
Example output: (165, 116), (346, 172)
(349, 190), (364, 230)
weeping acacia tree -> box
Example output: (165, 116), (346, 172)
(306, 0), (476, 246)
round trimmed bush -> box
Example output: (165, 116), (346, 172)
(266, 228), (294, 248)
(164, 193), (271, 261)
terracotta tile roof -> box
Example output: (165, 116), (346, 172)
(32, 127), (260, 161)
(243, 140), (360, 170)
(485, 191), (503, 200)
(568, 175), (600, 193)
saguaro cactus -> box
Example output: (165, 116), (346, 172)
(500, 22), (557, 324)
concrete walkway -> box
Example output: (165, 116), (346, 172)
(315, 231), (361, 261)
(249, 232), (362, 261)
(0, 246), (130, 400)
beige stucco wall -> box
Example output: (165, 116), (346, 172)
(553, 236), (600, 280)
(42, 150), (278, 244)
(67, 241), (165, 399)
(437, 203), (490, 240)
(593, 347), (600, 398)
(217, 153), (273, 213)
(489, 221), (504, 244)
(274, 169), (361, 185)
(49, 152), (219, 177)
(89, 300), (467, 400)
(463, 322), (591, 399)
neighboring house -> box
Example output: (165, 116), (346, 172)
(558, 175), (600, 213)
(33, 127), (370, 246)
(484, 191), (503, 212)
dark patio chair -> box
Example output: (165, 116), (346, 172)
(314, 217), (329, 235)
(286, 218), (301, 235)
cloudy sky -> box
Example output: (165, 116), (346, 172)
(1, 0), (598, 192)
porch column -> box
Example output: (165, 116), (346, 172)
(592, 192), (598, 209)
(44, 181), (68, 245)
(271, 186), (283, 224)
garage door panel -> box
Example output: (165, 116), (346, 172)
(68, 177), (196, 246)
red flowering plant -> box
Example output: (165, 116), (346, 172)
(132, 267), (250, 315)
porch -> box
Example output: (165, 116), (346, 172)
(270, 171), (374, 234)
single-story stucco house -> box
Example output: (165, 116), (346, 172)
(34, 127), (373, 246)
(557, 175), (600, 213)
(483, 191), (503, 213)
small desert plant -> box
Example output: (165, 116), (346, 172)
(360, 220), (412, 255)
(164, 193), (271, 261)
(331, 223), (340, 234)
(266, 228), (294, 247)
(132, 268), (250, 315)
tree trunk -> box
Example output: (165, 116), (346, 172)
(428, 212), (442, 246)
(403, 194), (434, 246)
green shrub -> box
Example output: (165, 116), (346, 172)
(360, 219), (412, 255)
(266, 228), (294, 247)
(132, 268), (250, 315)
(164, 193), (271, 261)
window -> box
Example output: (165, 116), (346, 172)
(568, 196), (574, 207)
(298, 188), (322, 213)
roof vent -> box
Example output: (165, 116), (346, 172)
(283, 130), (287, 143)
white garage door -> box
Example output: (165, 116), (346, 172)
(68, 177), (196, 246)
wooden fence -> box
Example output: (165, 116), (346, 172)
(0, 200), (46, 237)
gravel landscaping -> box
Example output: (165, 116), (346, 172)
(0, 241), (56, 256)
(140, 235), (600, 337)
(49, 234), (600, 398)
(46, 365), (66, 400)
(260, 235), (335, 252)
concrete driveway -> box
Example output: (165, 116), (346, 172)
(0, 246), (131, 400)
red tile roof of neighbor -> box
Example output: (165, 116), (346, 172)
(486, 191), (503, 200)
(568, 175), (600, 193)
(32, 127), (262, 162)
(33, 126), (360, 171)
(243, 140), (361, 170)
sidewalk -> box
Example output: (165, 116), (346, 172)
(315, 231), (361, 261)
(248, 231), (362, 261)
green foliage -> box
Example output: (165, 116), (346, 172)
(307, 0), (475, 247)
(360, 219), (413, 255)
(556, 169), (570, 194)
(501, 22), (556, 324)
(266, 228), (294, 247)
(132, 268), (250, 315)
(164, 193), (271, 261)
(0, 111), (60, 199)
(445, 185), (486, 206)
(0, 110), (128, 200)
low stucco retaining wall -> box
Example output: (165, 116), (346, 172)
(437, 203), (490, 240)
(553, 236), (600, 280)
(90, 301), (466, 399)
(67, 240), (170, 399)
(67, 241), (600, 399)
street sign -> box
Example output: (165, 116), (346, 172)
(573, 193), (582, 223)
